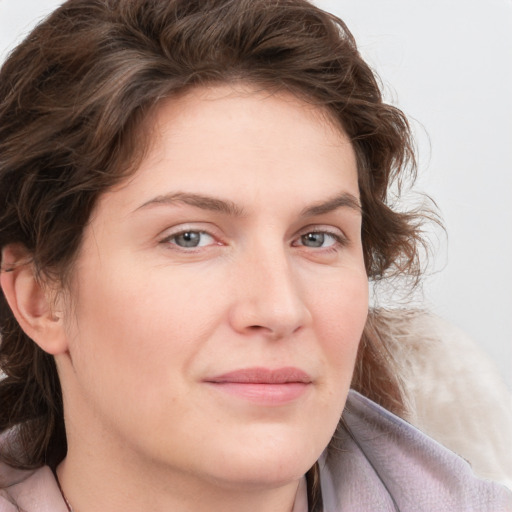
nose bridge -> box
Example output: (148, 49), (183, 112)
(230, 236), (310, 337)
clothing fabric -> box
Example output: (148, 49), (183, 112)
(320, 391), (512, 511)
(374, 310), (512, 487)
(1, 390), (511, 512)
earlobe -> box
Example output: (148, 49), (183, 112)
(0, 244), (68, 355)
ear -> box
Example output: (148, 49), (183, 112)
(1, 244), (68, 355)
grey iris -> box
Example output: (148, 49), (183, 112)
(302, 233), (324, 248)
(175, 231), (201, 247)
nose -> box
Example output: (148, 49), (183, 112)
(228, 245), (312, 339)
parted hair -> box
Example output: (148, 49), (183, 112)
(0, 0), (426, 477)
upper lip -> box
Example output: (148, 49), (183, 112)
(205, 367), (312, 384)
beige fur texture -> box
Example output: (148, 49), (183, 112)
(380, 310), (512, 489)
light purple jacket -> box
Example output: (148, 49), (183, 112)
(1, 390), (511, 511)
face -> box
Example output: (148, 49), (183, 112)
(57, 85), (368, 490)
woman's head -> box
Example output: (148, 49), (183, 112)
(0, 0), (422, 473)
(9, 84), (367, 495)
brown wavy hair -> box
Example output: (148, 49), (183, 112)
(0, 0), (428, 478)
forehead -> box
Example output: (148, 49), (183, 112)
(156, 83), (345, 139)
(103, 84), (359, 214)
(150, 83), (346, 138)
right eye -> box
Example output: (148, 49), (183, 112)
(162, 230), (216, 249)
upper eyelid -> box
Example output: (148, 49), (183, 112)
(293, 231), (345, 246)
(156, 222), (350, 244)
(159, 223), (219, 239)
(163, 229), (214, 239)
(295, 224), (348, 239)
(159, 229), (219, 251)
(290, 228), (349, 254)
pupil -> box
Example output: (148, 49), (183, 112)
(303, 233), (324, 247)
(177, 231), (200, 247)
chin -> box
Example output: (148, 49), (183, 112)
(207, 459), (311, 491)
(198, 435), (323, 489)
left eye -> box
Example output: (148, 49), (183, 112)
(298, 232), (338, 248)
(166, 231), (215, 248)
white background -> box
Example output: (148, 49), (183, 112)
(1, 0), (510, 387)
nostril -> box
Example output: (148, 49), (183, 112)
(228, 278), (311, 338)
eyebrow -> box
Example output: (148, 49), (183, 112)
(135, 191), (361, 217)
(136, 192), (246, 216)
(300, 192), (362, 217)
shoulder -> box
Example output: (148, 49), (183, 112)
(0, 463), (68, 512)
(319, 390), (512, 511)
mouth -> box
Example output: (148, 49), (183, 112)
(204, 367), (312, 405)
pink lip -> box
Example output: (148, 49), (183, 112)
(204, 367), (312, 405)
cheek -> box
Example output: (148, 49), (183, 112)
(296, 272), (368, 454)
(314, 271), (369, 374)
(66, 262), (221, 388)
(63, 273), (205, 442)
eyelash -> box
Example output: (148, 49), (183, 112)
(159, 229), (219, 250)
(159, 226), (349, 255)
(293, 228), (348, 252)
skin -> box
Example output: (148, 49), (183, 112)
(2, 85), (368, 512)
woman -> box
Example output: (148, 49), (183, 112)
(0, 0), (510, 510)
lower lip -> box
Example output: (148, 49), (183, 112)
(206, 382), (310, 405)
